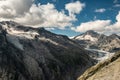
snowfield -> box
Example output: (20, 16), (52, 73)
(75, 35), (98, 42)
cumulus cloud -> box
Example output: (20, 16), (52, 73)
(52, 0), (57, 2)
(72, 11), (120, 35)
(65, 1), (85, 17)
(114, 4), (120, 7)
(0, 0), (84, 29)
(113, 0), (118, 3)
(95, 8), (106, 13)
(108, 11), (120, 33)
(72, 20), (111, 32)
(0, 0), (33, 18)
(15, 3), (74, 29)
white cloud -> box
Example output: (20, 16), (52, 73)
(15, 3), (74, 29)
(72, 11), (120, 35)
(0, 0), (85, 29)
(108, 11), (120, 33)
(52, 0), (57, 2)
(95, 8), (106, 13)
(72, 20), (111, 32)
(0, 0), (33, 18)
(93, 16), (97, 20)
(65, 1), (85, 17)
(113, 0), (118, 3)
(114, 4), (120, 7)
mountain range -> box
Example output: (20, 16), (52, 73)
(0, 21), (95, 80)
(73, 30), (120, 52)
(0, 21), (120, 80)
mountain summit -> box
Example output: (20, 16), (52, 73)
(84, 30), (99, 37)
(73, 30), (120, 52)
(0, 21), (95, 80)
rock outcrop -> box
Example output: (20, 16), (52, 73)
(0, 21), (95, 80)
(78, 51), (120, 80)
(73, 30), (120, 52)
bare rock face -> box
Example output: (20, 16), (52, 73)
(73, 30), (120, 52)
(0, 21), (95, 80)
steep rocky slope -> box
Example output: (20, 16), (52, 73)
(77, 51), (120, 80)
(0, 21), (95, 80)
(73, 30), (120, 52)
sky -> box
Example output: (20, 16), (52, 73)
(0, 0), (120, 37)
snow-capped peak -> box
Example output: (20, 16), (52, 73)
(0, 21), (40, 50)
(74, 30), (99, 42)
(75, 34), (98, 42)
(0, 21), (62, 50)
(0, 21), (39, 39)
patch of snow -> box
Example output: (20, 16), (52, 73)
(1, 23), (39, 39)
(39, 37), (59, 45)
(69, 36), (75, 39)
(1, 23), (8, 30)
(6, 34), (24, 50)
(7, 28), (39, 39)
(75, 35), (98, 42)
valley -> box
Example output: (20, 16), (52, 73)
(0, 0), (120, 80)
(0, 21), (120, 80)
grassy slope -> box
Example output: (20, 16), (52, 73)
(78, 51), (120, 80)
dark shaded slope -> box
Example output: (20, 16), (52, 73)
(0, 21), (95, 80)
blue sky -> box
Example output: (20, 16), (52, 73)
(0, 0), (120, 37)
(37, 0), (120, 36)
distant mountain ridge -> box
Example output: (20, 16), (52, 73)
(73, 30), (120, 52)
(0, 21), (95, 80)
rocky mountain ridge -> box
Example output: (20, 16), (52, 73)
(0, 21), (95, 80)
(73, 30), (120, 52)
